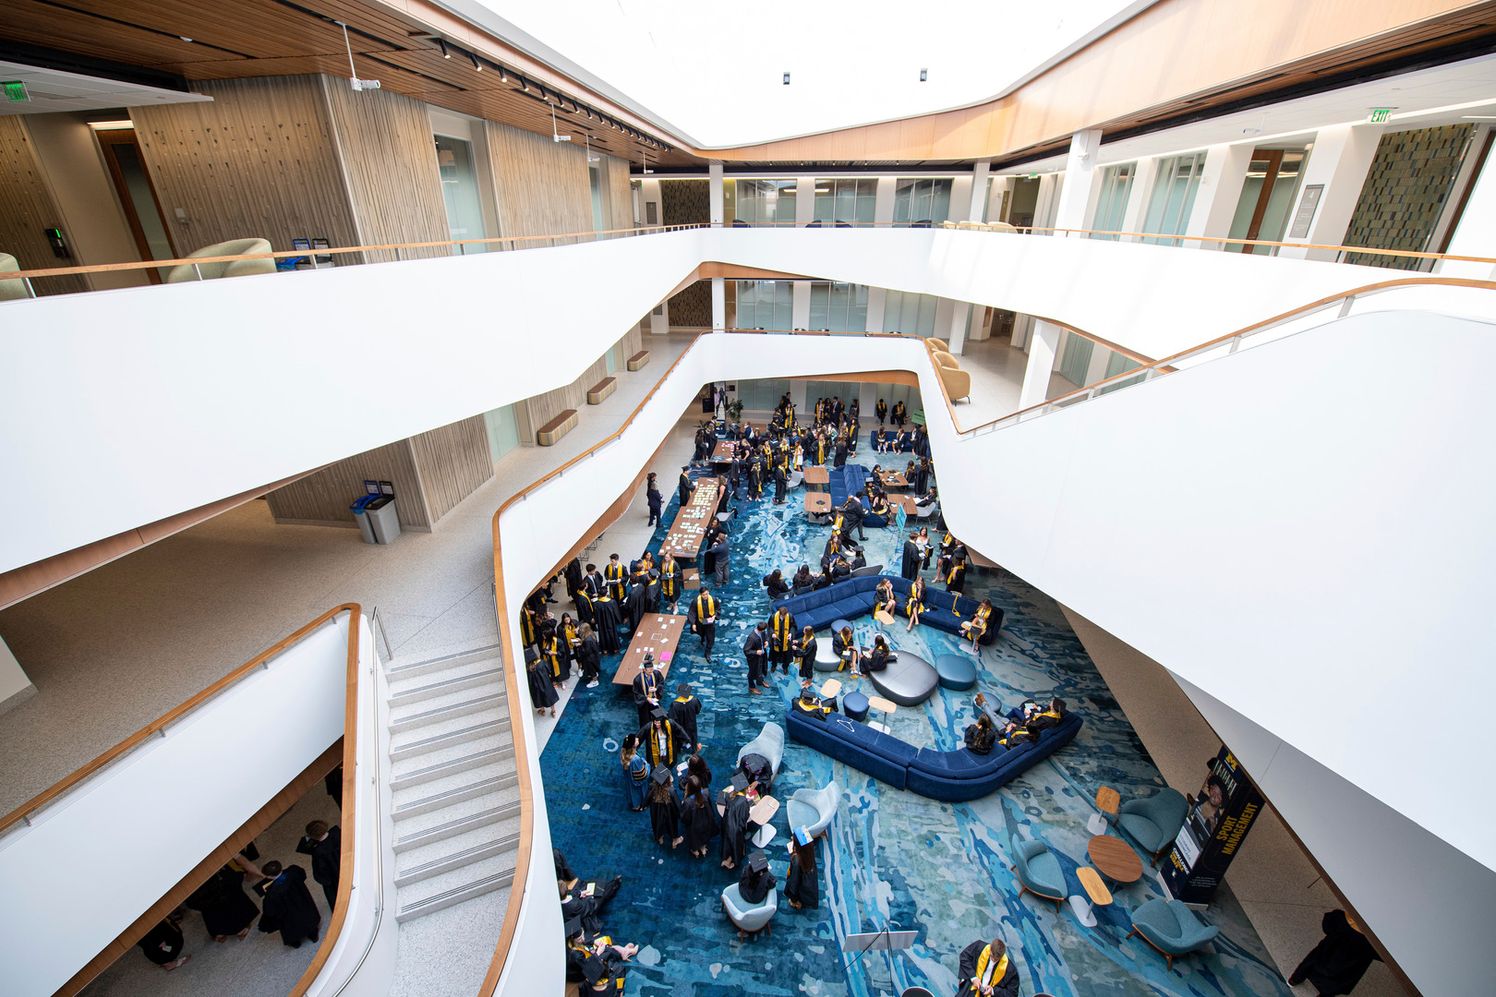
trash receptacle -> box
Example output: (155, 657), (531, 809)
(366, 495), (401, 544)
(350, 495), (378, 544)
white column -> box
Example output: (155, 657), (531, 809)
(1033, 173), (1063, 230)
(1436, 129), (1496, 280)
(858, 382), (878, 419)
(708, 162), (724, 226)
(932, 297), (955, 345)
(946, 301), (972, 354)
(1185, 143), (1255, 249)
(1119, 156), (1159, 241)
(792, 281), (811, 330)
(990, 175), (1014, 223)
(711, 277), (725, 331)
(1083, 341), (1112, 385)
(0, 635), (36, 718)
(789, 379), (808, 411)
(968, 306), (992, 342)
(865, 287), (886, 332)
(795, 176), (815, 227)
(1054, 130), (1102, 230)
(1277, 123), (1381, 261)
(967, 161), (991, 222)
(1011, 313), (1033, 351)
(948, 175), (973, 226)
(1017, 320), (1062, 409)
(874, 177), (897, 226)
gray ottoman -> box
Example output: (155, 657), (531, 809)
(814, 640), (842, 673)
(869, 651), (939, 706)
(934, 653), (978, 691)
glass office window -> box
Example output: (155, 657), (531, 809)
(434, 135), (488, 253)
(1227, 149), (1307, 255)
(881, 290), (939, 336)
(893, 179), (953, 226)
(809, 282), (869, 331)
(1058, 332), (1095, 386)
(1140, 152), (1207, 245)
(812, 179), (876, 226)
(736, 280), (792, 330)
(589, 163), (605, 232)
(1091, 162), (1135, 238)
(804, 380), (863, 411)
(1099, 351), (1144, 395)
(878, 382), (924, 420)
(484, 403), (520, 465)
(735, 378), (791, 412)
(734, 179), (797, 226)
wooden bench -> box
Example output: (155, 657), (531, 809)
(627, 350), (650, 371)
(536, 409), (578, 446)
(586, 376), (616, 405)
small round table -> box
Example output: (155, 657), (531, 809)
(1088, 835), (1144, 885)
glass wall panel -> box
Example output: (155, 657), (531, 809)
(589, 163), (605, 231)
(893, 179), (953, 226)
(1099, 351), (1143, 395)
(434, 135), (488, 253)
(1140, 152), (1206, 245)
(735, 378), (791, 412)
(881, 290), (939, 336)
(484, 403), (520, 465)
(734, 179), (797, 226)
(813, 178), (877, 225)
(1091, 162), (1135, 238)
(1058, 332), (1094, 385)
(809, 282), (869, 331)
(736, 280), (792, 329)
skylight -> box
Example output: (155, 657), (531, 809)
(463, 0), (1148, 148)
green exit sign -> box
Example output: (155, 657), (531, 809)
(3, 81), (29, 103)
(1368, 107), (1393, 123)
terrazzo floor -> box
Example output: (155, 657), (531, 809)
(540, 462), (1292, 997)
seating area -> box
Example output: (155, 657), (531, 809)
(771, 573), (1004, 643)
(867, 650), (939, 706)
(1108, 787), (1189, 864)
(536, 408), (579, 446)
(1009, 831), (1066, 910)
(736, 721), (786, 780)
(721, 882), (777, 939)
(923, 338), (973, 402)
(586, 376), (616, 404)
(162, 238), (277, 283)
(786, 781), (841, 839)
(627, 350), (651, 371)
(865, 429), (918, 452)
(786, 706), (1083, 802)
(1129, 898), (1221, 970)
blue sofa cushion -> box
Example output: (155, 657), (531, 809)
(787, 709), (912, 790)
(773, 574), (1001, 642)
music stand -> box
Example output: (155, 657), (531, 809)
(842, 924), (918, 988)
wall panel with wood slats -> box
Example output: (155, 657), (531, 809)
(129, 76), (361, 260)
(411, 415), (494, 524)
(484, 120), (592, 237)
(265, 438), (431, 531)
(0, 118), (89, 296)
(602, 154), (634, 229)
(321, 78), (451, 262)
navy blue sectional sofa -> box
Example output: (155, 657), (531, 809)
(867, 430), (917, 453)
(787, 708), (1082, 802)
(772, 574), (1002, 644)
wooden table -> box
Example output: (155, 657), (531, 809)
(866, 695), (898, 734)
(659, 477), (721, 561)
(888, 494), (918, 516)
(1089, 785), (1121, 834)
(710, 440), (739, 464)
(610, 613), (687, 686)
(1088, 835), (1144, 884)
(802, 466), (829, 489)
(804, 492), (831, 515)
(877, 471), (911, 490)
(1071, 866), (1113, 927)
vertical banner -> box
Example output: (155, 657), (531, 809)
(1163, 746), (1264, 906)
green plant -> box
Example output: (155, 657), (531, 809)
(726, 398), (745, 422)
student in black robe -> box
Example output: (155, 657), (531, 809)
(680, 774), (719, 858)
(914, 426), (931, 459)
(794, 626), (818, 680)
(875, 398), (888, 425)
(891, 400), (907, 428)
(946, 558), (968, 598)
(678, 466), (696, 506)
(773, 463), (788, 504)
(564, 558), (585, 603)
(295, 820), (341, 909)
(186, 860), (260, 941)
(738, 851), (776, 910)
(658, 555), (681, 612)
(645, 473), (664, 526)
(137, 910), (190, 970)
(527, 647), (559, 717)
(767, 606), (797, 675)
(957, 937), (1019, 997)
(833, 437), (849, 468)
(624, 581), (649, 635)
(592, 592), (623, 653)
(718, 775), (757, 870)
(744, 622), (769, 694)
(900, 532), (923, 580)
(690, 589), (720, 659)
(638, 707), (691, 769)
(668, 683), (703, 752)
(865, 635), (893, 673)
(794, 680), (836, 719)
(575, 624), (602, 688)
(914, 456), (932, 493)
(630, 655), (664, 726)
(647, 765), (683, 848)
(257, 861), (320, 949)
(1289, 909), (1380, 995)
(559, 874), (624, 935)
(565, 918), (638, 992)
(763, 569), (791, 600)
(790, 564), (815, 595)
(783, 827), (820, 910)
(964, 714), (998, 754)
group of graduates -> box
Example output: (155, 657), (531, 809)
(136, 818), (342, 974)
(963, 692), (1070, 755)
(557, 849), (639, 993)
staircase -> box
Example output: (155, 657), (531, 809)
(382, 641), (524, 995)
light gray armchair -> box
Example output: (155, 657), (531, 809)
(737, 722), (786, 778)
(786, 781), (840, 839)
(1008, 830), (1065, 910)
(722, 882), (777, 938)
(0, 253), (27, 301)
(163, 238), (276, 283)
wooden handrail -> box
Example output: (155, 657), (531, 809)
(478, 339), (701, 994)
(933, 276), (1496, 436)
(6, 224), (708, 283)
(0, 604), (363, 995)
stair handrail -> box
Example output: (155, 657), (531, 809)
(935, 276), (1496, 437)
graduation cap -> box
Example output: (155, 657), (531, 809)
(564, 916), (585, 939)
(793, 826), (813, 847)
(747, 850), (769, 874)
(650, 707), (668, 722)
(583, 958), (612, 988)
(651, 765), (674, 787)
(730, 772), (749, 793)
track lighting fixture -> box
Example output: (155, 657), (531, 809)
(469, 52), (482, 71)
(438, 39), (450, 59)
(500, 68), (508, 83)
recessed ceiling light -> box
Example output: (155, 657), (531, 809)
(1462, 114), (1496, 120)
(179, 36), (193, 43)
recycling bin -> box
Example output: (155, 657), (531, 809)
(350, 495), (378, 544)
(365, 495), (401, 544)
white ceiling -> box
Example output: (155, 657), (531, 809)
(453, 0), (1150, 147)
(0, 61), (211, 117)
(1001, 53), (1496, 174)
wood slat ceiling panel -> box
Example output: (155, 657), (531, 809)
(50, 0), (378, 60)
(165, 55), (451, 97)
(4, 0), (242, 65)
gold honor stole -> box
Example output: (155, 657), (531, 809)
(976, 947), (1009, 989)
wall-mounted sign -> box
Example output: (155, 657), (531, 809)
(1367, 107), (1393, 124)
(1288, 184), (1324, 239)
(3, 81), (29, 103)
(1163, 746), (1265, 906)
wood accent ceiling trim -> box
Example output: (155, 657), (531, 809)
(128, 76), (361, 258)
(484, 119), (593, 237)
(0, 118), (89, 295)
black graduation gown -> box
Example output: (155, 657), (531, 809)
(564, 558), (585, 600)
(739, 866), (774, 905)
(683, 792), (720, 852)
(1292, 910), (1380, 995)
(295, 827), (341, 907)
(649, 783), (681, 843)
(593, 598), (623, 652)
(625, 584), (649, 632)
(719, 792), (753, 865)
(900, 541), (922, 580)
(774, 467), (788, 502)
(784, 853), (820, 909)
(259, 866), (321, 948)
(632, 668), (664, 724)
(647, 486), (663, 518)
(833, 441), (849, 468)
(668, 695), (702, 748)
(678, 474), (695, 506)
(575, 636), (601, 681)
(137, 917), (185, 965)
(797, 637), (818, 679)
(957, 940), (1020, 997)
(188, 864), (260, 938)
(528, 658), (559, 708)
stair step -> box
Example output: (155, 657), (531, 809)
(394, 831), (522, 888)
(391, 745), (514, 791)
(392, 772), (519, 821)
(389, 718), (511, 761)
(396, 864), (515, 923)
(394, 800), (523, 853)
(389, 691), (505, 734)
(385, 642), (504, 681)
(389, 667), (504, 709)
(389, 783), (523, 838)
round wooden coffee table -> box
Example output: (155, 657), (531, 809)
(1088, 835), (1144, 885)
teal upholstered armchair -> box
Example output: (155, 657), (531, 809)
(1109, 787), (1188, 863)
(1128, 898), (1219, 969)
(1008, 831), (1065, 910)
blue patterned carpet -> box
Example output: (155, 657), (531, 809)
(539, 468), (1289, 996)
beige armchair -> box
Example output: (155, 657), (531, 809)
(164, 238), (277, 283)
(931, 349), (972, 402)
(0, 253), (27, 301)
